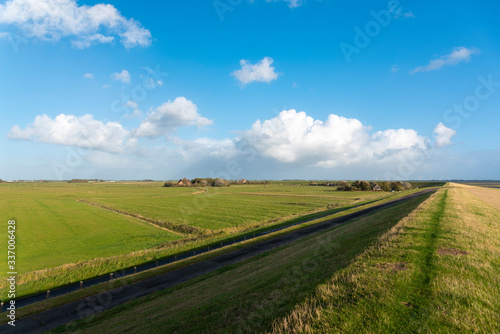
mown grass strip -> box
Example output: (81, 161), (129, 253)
(399, 189), (447, 330)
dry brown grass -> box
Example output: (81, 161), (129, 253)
(437, 247), (467, 256)
(452, 182), (500, 211)
(375, 262), (408, 272)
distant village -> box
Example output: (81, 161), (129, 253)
(164, 177), (269, 187)
(162, 178), (415, 192)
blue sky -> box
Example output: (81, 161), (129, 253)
(0, 0), (499, 181)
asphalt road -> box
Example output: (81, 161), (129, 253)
(0, 188), (435, 334)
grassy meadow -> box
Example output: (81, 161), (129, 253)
(0, 180), (399, 300)
(54, 183), (500, 333)
(85, 183), (387, 230)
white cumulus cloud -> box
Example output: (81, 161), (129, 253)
(8, 114), (136, 153)
(240, 109), (427, 167)
(7, 105), (444, 176)
(433, 122), (457, 147)
(83, 73), (94, 79)
(0, 0), (151, 48)
(111, 69), (130, 84)
(134, 97), (213, 138)
(411, 47), (480, 74)
(231, 57), (279, 85)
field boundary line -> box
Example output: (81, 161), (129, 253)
(76, 199), (205, 237)
(88, 187), (208, 200)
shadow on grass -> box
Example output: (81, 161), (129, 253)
(233, 192), (435, 333)
(399, 189), (447, 331)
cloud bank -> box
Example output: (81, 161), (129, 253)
(10, 103), (455, 180)
(0, 0), (151, 48)
(8, 114), (136, 153)
(240, 109), (427, 167)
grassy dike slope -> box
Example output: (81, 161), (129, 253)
(54, 190), (434, 333)
(270, 184), (500, 333)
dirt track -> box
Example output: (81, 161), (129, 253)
(0, 188), (436, 334)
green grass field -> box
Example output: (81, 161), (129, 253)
(86, 184), (383, 230)
(0, 183), (185, 298)
(54, 184), (499, 333)
(1, 196), (181, 274)
(0, 181), (400, 300)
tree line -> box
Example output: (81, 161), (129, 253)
(164, 178), (271, 188)
(310, 180), (414, 192)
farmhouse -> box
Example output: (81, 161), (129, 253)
(177, 177), (192, 187)
(372, 185), (382, 191)
(235, 178), (248, 184)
